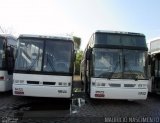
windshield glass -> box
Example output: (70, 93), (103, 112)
(43, 40), (73, 73)
(93, 48), (122, 79)
(123, 50), (148, 79)
(0, 38), (5, 68)
(95, 33), (146, 47)
(15, 38), (44, 71)
(92, 48), (148, 80)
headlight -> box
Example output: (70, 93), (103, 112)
(92, 82), (95, 86)
(59, 82), (68, 86)
(97, 83), (100, 86)
(138, 84), (147, 88)
(14, 80), (20, 84)
(96, 83), (105, 86)
(101, 83), (105, 86)
(63, 82), (67, 86)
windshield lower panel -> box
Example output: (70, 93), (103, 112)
(92, 48), (148, 80)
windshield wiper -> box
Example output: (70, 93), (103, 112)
(108, 55), (120, 80)
(124, 55), (138, 81)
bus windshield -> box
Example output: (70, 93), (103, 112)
(15, 38), (73, 73)
(123, 49), (148, 79)
(0, 38), (5, 68)
(43, 40), (73, 73)
(93, 48), (122, 79)
(15, 38), (44, 71)
(93, 48), (148, 80)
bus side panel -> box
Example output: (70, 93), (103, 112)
(0, 70), (13, 92)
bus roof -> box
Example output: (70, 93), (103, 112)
(18, 34), (73, 41)
(150, 38), (160, 55)
(0, 34), (16, 40)
(149, 37), (160, 43)
(95, 30), (145, 37)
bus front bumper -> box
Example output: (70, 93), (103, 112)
(90, 87), (148, 100)
(13, 84), (72, 98)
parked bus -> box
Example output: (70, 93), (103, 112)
(148, 38), (160, 94)
(13, 34), (74, 98)
(81, 30), (148, 100)
(0, 34), (16, 92)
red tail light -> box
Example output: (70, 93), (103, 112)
(0, 76), (4, 80)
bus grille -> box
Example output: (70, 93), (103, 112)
(124, 84), (136, 87)
(27, 81), (39, 84)
(43, 82), (56, 85)
(109, 83), (121, 87)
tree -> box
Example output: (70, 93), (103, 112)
(0, 26), (15, 34)
(75, 50), (83, 75)
(73, 36), (81, 50)
(73, 36), (83, 75)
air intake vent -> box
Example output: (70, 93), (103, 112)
(43, 82), (56, 85)
(27, 81), (39, 84)
(124, 84), (136, 87)
(109, 83), (121, 87)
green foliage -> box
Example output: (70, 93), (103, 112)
(73, 36), (81, 50)
(75, 50), (83, 75)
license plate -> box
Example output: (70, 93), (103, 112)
(15, 91), (24, 95)
(95, 93), (105, 97)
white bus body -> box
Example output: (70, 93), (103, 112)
(81, 30), (149, 100)
(13, 74), (72, 98)
(148, 38), (160, 94)
(0, 34), (17, 92)
(13, 35), (74, 98)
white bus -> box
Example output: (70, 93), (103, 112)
(13, 34), (75, 98)
(0, 34), (17, 92)
(81, 30), (149, 100)
(148, 38), (160, 94)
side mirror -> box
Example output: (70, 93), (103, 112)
(148, 55), (151, 65)
(86, 48), (92, 60)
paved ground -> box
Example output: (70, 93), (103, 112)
(0, 78), (160, 123)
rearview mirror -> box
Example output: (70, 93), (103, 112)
(86, 48), (92, 60)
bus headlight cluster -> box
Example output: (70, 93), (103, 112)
(92, 82), (95, 86)
(96, 82), (106, 87)
(138, 84), (147, 88)
(14, 80), (25, 84)
(58, 82), (69, 86)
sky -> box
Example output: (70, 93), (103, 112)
(0, 0), (160, 50)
